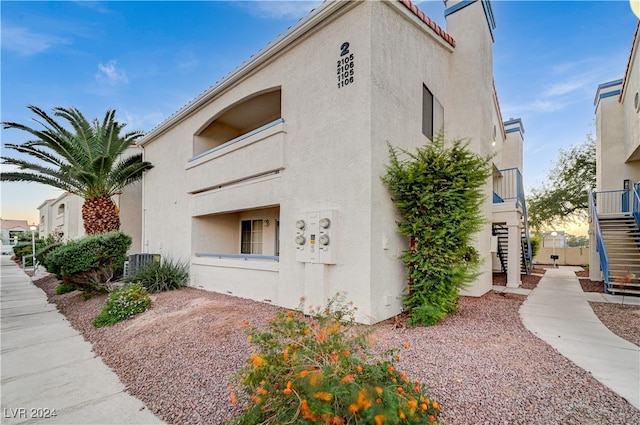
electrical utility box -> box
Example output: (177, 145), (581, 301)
(295, 210), (336, 264)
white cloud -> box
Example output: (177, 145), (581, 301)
(1, 26), (70, 56)
(236, 0), (323, 20)
(96, 60), (128, 85)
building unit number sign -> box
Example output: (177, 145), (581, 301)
(337, 42), (354, 89)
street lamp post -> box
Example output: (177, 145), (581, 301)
(29, 224), (37, 268)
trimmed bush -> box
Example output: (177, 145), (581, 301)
(230, 296), (442, 424)
(123, 256), (189, 292)
(44, 232), (131, 291)
(93, 283), (151, 327)
(383, 135), (492, 326)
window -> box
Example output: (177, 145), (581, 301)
(422, 84), (434, 140)
(241, 220), (263, 254)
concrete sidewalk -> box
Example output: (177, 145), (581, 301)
(520, 267), (640, 410)
(1, 255), (164, 424)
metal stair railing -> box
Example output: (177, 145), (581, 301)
(493, 167), (532, 274)
(590, 190), (610, 292)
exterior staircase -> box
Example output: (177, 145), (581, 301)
(492, 223), (532, 275)
(598, 214), (640, 295)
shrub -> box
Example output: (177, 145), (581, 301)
(44, 232), (131, 291)
(382, 135), (492, 326)
(124, 256), (189, 292)
(36, 242), (63, 268)
(229, 296), (442, 425)
(93, 283), (151, 327)
(56, 282), (77, 295)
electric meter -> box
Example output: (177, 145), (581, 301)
(296, 220), (306, 229)
(295, 235), (306, 245)
(319, 218), (331, 229)
(319, 234), (330, 245)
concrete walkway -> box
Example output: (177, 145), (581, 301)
(1, 255), (164, 424)
(520, 267), (640, 410)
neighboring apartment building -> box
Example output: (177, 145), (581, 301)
(590, 21), (640, 294)
(138, 0), (530, 323)
(0, 218), (30, 245)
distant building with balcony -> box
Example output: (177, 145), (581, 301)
(138, 0), (530, 323)
(589, 21), (640, 294)
(0, 219), (30, 245)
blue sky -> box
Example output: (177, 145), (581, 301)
(1, 0), (638, 228)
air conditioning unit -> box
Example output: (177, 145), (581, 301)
(125, 253), (161, 276)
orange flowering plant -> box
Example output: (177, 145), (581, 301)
(229, 295), (441, 424)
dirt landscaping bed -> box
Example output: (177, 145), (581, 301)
(31, 273), (640, 424)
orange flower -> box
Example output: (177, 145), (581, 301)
(249, 354), (267, 369)
(330, 351), (339, 363)
(283, 347), (290, 362)
(300, 370), (310, 378)
(247, 335), (252, 342)
(375, 387), (383, 396)
(316, 329), (328, 343)
(257, 386), (268, 396)
(313, 391), (333, 402)
(287, 310), (295, 317)
(356, 365), (363, 373)
(356, 388), (372, 410)
(400, 371), (408, 381)
(398, 410), (406, 420)
(304, 329), (311, 335)
(432, 401), (440, 410)
(395, 354), (401, 361)
(429, 414), (435, 422)
(309, 372), (320, 387)
(420, 403), (428, 411)
(340, 374), (355, 384)
(402, 342), (410, 349)
(348, 404), (359, 414)
(387, 365), (395, 374)
(229, 393), (237, 404)
(374, 414), (385, 425)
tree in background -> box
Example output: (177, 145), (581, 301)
(2, 106), (153, 234)
(527, 134), (595, 230)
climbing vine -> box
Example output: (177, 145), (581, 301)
(382, 135), (492, 326)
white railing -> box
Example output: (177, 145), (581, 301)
(592, 189), (631, 215)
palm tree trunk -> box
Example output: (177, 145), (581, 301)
(82, 195), (121, 234)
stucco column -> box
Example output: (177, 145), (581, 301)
(507, 224), (522, 288)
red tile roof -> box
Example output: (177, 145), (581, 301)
(620, 20), (639, 102)
(1, 219), (29, 230)
(399, 0), (456, 47)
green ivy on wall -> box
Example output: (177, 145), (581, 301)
(383, 134), (492, 326)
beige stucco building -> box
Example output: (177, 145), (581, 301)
(139, 0), (530, 323)
(589, 21), (640, 294)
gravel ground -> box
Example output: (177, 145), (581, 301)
(33, 274), (640, 424)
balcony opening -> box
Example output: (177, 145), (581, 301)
(57, 204), (65, 217)
(193, 88), (282, 157)
(193, 206), (280, 260)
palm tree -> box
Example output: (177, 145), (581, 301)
(2, 105), (153, 234)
